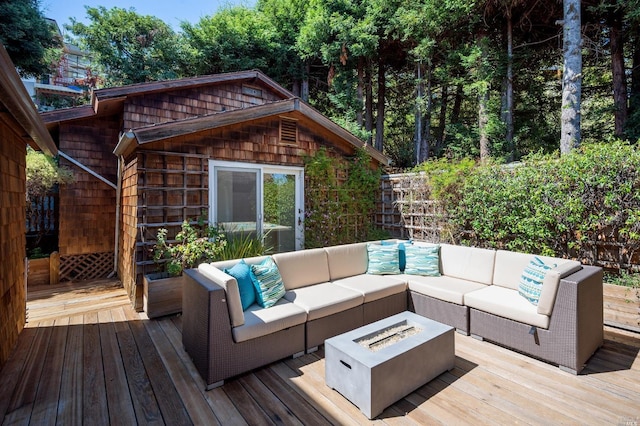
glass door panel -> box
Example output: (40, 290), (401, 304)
(215, 169), (260, 239)
(263, 173), (296, 252)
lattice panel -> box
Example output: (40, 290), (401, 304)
(60, 252), (114, 282)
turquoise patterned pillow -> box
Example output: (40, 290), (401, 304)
(367, 244), (401, 275)
(250, 257), (286, 308)
(224, 259), (256, 311)
(404, 245), (441, 276)
(518, 257), (555, 306)
(381, 240), (411, 271)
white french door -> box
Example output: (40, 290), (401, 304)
(209, 161), (304, 252)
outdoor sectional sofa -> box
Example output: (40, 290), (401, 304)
(182, 240), (603, 389)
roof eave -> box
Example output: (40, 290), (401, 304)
(0, 45), (57, 155)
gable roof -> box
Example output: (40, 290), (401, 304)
(0, 44), (57, 155)
(41, 70), (390, 165)
(113, 98), (389, 165)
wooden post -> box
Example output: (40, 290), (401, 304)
(49, 251), (60, 285)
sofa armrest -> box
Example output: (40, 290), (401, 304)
(182, 268), (237, 386)
(552, 265), (604, 368)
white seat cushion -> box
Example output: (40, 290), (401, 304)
(283, 282), (364, 321)
(465, 286), (550, 329)
(232, 298), (308, 343)
(405, 275), (487, 305)
(332, 274), (407, 303)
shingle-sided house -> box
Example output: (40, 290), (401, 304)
(42, 70), (389, 311)
(0, 44), (57, 367)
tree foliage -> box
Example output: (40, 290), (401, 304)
(58, 0), (640, 166)
(66, 6), (185, 85)
(0, 0), (61, 77)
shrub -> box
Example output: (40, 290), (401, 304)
(152, 220), (227, 276)
(437, 141), (640, 263)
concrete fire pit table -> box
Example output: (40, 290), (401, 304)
(325, 311), (455, 419)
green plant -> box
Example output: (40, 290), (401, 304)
(304, 147), (380, 248)
(26, 147), (74, 202)
(219, 229), (270, 260)
(152, 219), (227, 276)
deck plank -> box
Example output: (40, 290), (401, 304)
(97, 309), (137, 425)
(29, 317), (69, 426)
(82, 312), (109, 425)
(56, 315), (84, 425)
(111, 307), (164, 425)
(144, 315), (220, 425)
(0, 326), (38, 420)
(123, 308), (192, 425)
(3, 319), (54, 425)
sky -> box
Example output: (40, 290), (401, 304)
(41, 0), (257, 32)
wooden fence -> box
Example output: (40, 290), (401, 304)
(376, 173), (640, 273)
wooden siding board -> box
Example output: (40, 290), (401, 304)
(0, 123), (27, 369)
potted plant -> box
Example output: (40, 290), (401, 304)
(144, 219), (226, 318)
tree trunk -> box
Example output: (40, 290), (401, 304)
(560, 0), (582, 154)
(375, 55), (386, 152)
(302, 61), (310, 102)
(630, 28), (640, 135)
(365, 60), (374, 145)
(610, 7), (627, 138)
(357, 57), (364, 128)
(436, 84), (449, 156)
(451, 83), (463, 124)
(479, 89), (490, 160)
(505, 14), (515, 161)
(422, 63), (432, 162)
(414, 62), (431, 165)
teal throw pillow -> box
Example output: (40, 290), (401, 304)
(224, 259), (256, 311)
(381, 240), (411, 271)
(404, 245), (441, 276)
(250, 257), (286, 308)
(518, 257), (555, 306)
(367, 244), (401, 275)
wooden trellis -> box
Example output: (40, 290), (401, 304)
(376, 173), (447, 243)
(59, 252), (114, 282)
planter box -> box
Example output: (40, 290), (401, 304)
(143, 273), (185, 319)
(603, 283), (640, 333)
(27, 252), (59, 287)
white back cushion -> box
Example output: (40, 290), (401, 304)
(493, 250), (581, 290)
(273, 248), (330, 290)
(440, 244), (496, 284)
(324, 242), (368, 280)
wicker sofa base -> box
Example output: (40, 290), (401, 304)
(363, 292), (408, 325)
(468, 265), (604, 374)
(306, 305), (364, 351)
(183, 269), (306, 389)
(409, 291), (470, 335)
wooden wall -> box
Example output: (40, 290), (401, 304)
(118, 157), (139, 308)
(0, 120), (27, 367)
(57, 114), (119, 280)
(123, 83), (282, 130)
(120, 115), (354, 308)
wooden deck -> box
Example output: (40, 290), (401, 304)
(2, 280), (639, 425)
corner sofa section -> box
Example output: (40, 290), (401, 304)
(182, 241), (603, 389)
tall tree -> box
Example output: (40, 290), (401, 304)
(0, 0), (61, 77)
(67, 6), (183, 86)
(560, 0), (582, 154)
